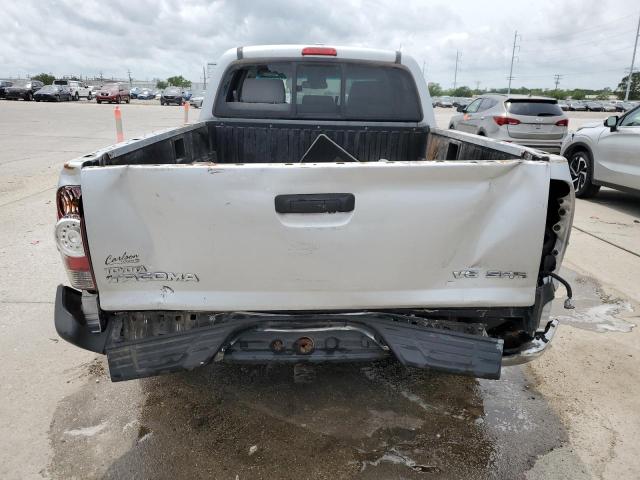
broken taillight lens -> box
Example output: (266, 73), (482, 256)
(55, 186), (96, 290)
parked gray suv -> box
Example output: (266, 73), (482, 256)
(449, 94), (569, 153)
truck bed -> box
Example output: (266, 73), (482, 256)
(85, 120), (544, 168)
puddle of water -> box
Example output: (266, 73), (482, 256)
(49, 359), (572, 480)
(553, 269), (637, 333)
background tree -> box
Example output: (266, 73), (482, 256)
(570, 90), (586, 100)
(156, 80), (168, 90)
(166, 75), (192, 88)
(31, 73), (55, 85)
(615, 72), (639, 100)
(451, 86), (473, 98)
(428, 82), (443, 97)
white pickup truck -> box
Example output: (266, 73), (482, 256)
(54, 45), (575, 382)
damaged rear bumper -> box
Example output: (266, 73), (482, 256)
(55, 285), (558, 382)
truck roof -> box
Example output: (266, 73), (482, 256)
(233, 44), (401, 63)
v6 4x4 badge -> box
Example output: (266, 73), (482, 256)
(453, 269), (527, 279)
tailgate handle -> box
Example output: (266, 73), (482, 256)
(275, 193), (355, 214)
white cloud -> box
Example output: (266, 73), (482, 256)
(0, 0), (637, 90)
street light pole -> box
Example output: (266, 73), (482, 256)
(624, 12), (640, 101)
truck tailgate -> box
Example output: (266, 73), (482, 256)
(81, 161), (550, 311)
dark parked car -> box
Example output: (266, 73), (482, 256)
(136, 88), (155, 100)
(0, 80), (13, 98)
(161, 86), (184, 105)
(34, 85), (72, 102)
(585, 101), (604, 112)
(96, 83), (130, 104)
(568, 102), (587, 112)
(558, 101), (569, 111)
(5, 80), (44, 101)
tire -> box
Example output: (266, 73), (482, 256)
(568, 149), (600, 198)
(73, 92), (79, 101)
(25, 92), (33, 101)
(56, 95), (60, 102)
(125, 96), (130, 104)
(87, 93), (92, 101)
(97, 100), (102, 104)
(35, 98), (40, 102)
(116, 96), (121, 104)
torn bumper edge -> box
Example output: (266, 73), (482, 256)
(502, 319), (559, 366)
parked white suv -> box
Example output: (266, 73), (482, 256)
(53, 80), (93, 101)
(561, 105), (640, 197)
(449, 94), (569, 153)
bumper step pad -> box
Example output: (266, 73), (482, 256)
(367, 320), (504, 379)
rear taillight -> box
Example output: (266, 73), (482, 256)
(55, 186), (96, 290)
(493, 116), (521, 126)
(555, 119), (569, 127)
(301, 47), (337, 56)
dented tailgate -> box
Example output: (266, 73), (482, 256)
(81, 161), (550, 311)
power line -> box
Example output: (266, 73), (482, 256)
(520, 27), (638, 54)
(524, 14), (637, 42)
(527, 45), (631, 65)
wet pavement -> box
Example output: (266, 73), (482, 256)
(49, 359), (569, 480)
(46, 265), (638, 480)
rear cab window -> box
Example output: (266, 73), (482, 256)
(506, 100), (563, 117)
(214, 60), (422, 122)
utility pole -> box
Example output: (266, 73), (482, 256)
(202, 65), (207, 89)
(507, 30), (520, 95)
(127, 69), (132, 87)
(453, 50), (461, 90)
(475, 80), (481, 93)
(624, 12), (640, 101)
(553, 74), (563, 90)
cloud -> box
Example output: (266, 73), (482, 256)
(0, 0), (637, 89)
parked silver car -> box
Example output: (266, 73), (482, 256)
(449, 94), (569, 153)
(560, 105), (640, 198)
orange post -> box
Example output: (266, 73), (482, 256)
(183, 100), (190, 125)
(114, 106), (124, 143)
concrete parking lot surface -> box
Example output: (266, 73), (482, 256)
(1, 102), (638, 479)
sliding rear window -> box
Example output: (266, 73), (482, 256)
(506, 100), (563, 117)
(214, 60), (422, 121)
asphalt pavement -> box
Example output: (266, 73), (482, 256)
(0, 101), (638, 479)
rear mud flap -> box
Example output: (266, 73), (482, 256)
(367, 320), (504, 380)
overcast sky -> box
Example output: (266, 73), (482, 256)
(1, 0), (638, 90)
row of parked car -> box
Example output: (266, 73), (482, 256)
(432, 96), (472, 109)
(0, 79), (206, 108)
(557, 100), (638, 112)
